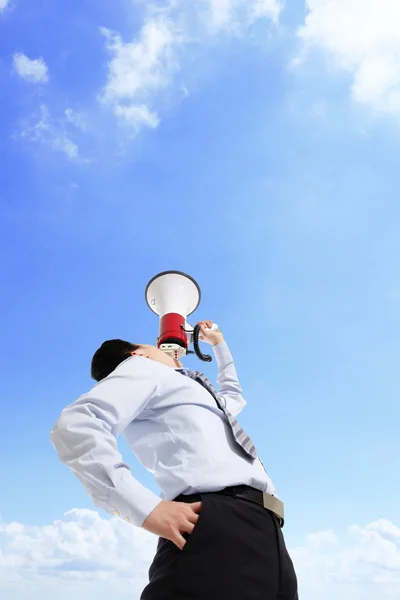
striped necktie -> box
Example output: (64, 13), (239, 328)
(179, 369), (258, 460)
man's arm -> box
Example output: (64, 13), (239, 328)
(50, 356), (163, 527)
(213, 340), (247, 417)
(196, 320), (247, 417)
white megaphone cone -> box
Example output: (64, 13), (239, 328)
(145, 270), (218, 362)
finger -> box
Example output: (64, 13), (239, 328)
(189, 501), (203, 513)
(187, 512), (200, 526)
(185, 521), (196, 534)
(174, 532), (187, 551)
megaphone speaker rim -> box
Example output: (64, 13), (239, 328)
(145, 270), (201, 316)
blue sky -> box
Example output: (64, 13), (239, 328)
(1, 1), (400, 599)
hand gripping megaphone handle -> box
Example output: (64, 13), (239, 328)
(183, 323), (219, 342)
(192, 324), (213, 362)
(198, 323), (219, 339)
(180, 323), (215, 362)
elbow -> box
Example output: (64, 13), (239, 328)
(51, 401), (93, 435)
(50, 412), (64, 440)
(50, 403), (108, 459)
(51, 407), (71, 436)
(49, 411), (70, 453)
(219, 393), (247, 417)
(50, 406), (83, 453)
(236, 397), (247, 415)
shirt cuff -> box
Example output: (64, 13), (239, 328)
(213, 341), (234, 368)
(108, 482), (163, 528)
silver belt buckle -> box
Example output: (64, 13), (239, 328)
(262, 492), (284, 524)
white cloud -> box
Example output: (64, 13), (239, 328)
(52, 137), (80, 160)
(100, 19), (180, 106)
(296, 0), (400, 120)
(0, 0), (9, 10)
(99, 0), (281, 132)
(252, 0), (282, 20)
(0, 509), (156, 600)
(204, 0), (281, 33)
(115, 104), (160, 129)
(293, 519), (400, 600)
(305, 528), (338, 549)
(13, 53), (49, 84)
(65, 108), (87, 131)
(99, 16), (178, 132)
(17, 105), (81, 161)
(0, 510), (399, 600)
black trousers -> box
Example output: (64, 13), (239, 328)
(140, 490), (299, 600)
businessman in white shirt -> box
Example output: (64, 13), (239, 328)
(51, 320), (298, 600)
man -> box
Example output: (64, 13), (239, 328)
(50, 320), (298, 599)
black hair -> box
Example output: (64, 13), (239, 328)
(90, 339), (141, 381)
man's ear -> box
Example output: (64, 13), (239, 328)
(131, 347), (148, 358)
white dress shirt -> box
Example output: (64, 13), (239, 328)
(50, 341), (277, 528)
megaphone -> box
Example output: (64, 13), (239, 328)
(145, 270), (219, 362)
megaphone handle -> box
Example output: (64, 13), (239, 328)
(193, 324), (212, 362)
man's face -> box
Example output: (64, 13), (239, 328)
(131, 345), (183, 368)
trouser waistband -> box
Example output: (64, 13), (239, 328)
(174, 485), (285, 528)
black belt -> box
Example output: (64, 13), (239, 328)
(174, 485), (284, 528)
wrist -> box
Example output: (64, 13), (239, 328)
(212, 335), (224, 346)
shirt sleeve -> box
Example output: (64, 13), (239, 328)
(49, 356), (163, 528)
(212, 341), (247, 417)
